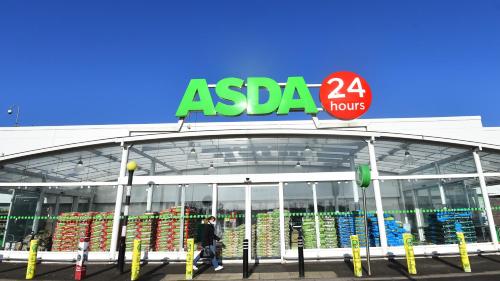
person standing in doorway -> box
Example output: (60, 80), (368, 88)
(193, 216), (224, 271)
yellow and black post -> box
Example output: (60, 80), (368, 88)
(131, 239), (141, 281)
(457, 232), (471, 272)
(26, 239), (39, 280)
(403, 233), (417, 275)
(351, 235), (362, 278)
(117, 161), (137, 273)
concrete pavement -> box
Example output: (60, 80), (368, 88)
(0, 254), (500, 280)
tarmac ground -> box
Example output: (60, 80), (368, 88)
(1, 254), (500, 280)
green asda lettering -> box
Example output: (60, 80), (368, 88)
(175, 77), (318, 117)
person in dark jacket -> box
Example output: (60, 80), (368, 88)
(193, 216), (223, 271)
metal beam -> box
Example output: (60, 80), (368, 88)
(129, 147), (181, 174)
(402, 150), (473, 175)
(0, 166), (71, 182)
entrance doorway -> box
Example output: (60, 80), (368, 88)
(217, 184), (281, 261)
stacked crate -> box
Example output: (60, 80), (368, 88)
(89, 212), (114, 251)
(385, 216), (405, 246)
(425, 211), (477, 244)
(52, 212), (96, 252)
(125, 213), (158, 252)
(155, 206), (193, 251)
(222, 222), (245, 258)
(337, 214), (355, 248)
(255, 210), (281, 257)
(319, 216), (338, 248)
(354, 214), (368, 247)
(367, 213), (381, 247)
(302, 216), (317, 249)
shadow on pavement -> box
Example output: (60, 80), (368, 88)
(35, 264), (74, 278)
(478, 254), (500, 264)
(248, 261), (259, 276)
(387, 258), (416, 281)
(85, 265), (116, 279)
(431, 256), (462, 271)
(0, 264), (26, 274)
(138, 263), (168, 281)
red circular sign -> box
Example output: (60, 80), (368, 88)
(319, 71), (372, 120)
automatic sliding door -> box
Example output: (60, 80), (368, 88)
(217, 186), (246, 259)
(251, 185), (280, 259)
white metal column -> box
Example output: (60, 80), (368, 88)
(278, 182), (285, 262)
(31, 189), (45, 233)
(397, 180), (409, 224)
(435, 164), (447, 206)
(350, 158), (360, 208)
(110, 145), (129, 259)
(411, 189), (425, 242)
(179, 184), (186, 251)
(311, 183), (321, 249)
(472, 149), (498, 245)
(367, 139), (388, 251)
(211, 183), (217, 217)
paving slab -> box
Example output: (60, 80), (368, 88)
(0, 254), (499, 280)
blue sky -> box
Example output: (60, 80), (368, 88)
(1, 0), (499, 127)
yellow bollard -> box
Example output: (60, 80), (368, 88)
(350, 235), (362, 277)
(26, 240), (39, 280)
(131, 239), (141, 281)
(457, 232), (471, 272)
(403, 233), (417, 275)
(185, 238), (195, 280)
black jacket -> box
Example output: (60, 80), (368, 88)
(202, 223), (220, 247)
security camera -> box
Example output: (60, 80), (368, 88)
(7, 108), (13, 115)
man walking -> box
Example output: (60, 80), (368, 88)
(193, 216), (224, 271)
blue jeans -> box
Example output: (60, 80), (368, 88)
(194, 242), (219, 268)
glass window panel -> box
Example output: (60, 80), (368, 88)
(129, 136), (368, 176)
(1, 185), (117, 252)
(480, 150), (500, 173)
(283, 182), (316, 250)
(380, 178), (491, 246)
(0, 145), (122, 182)
(316, 181), (380, 248)
(218, 185), (245, 259)
(375, 139), (475, 176)
(252, 185), (280, 259)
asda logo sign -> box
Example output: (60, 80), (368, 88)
(176, 72), (372, 120)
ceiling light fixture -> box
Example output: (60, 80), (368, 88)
(208, 161), (216, 174)
(303, 145), (313, 158)
(403, 150), (415, 166)
(75, 157), (84, 173)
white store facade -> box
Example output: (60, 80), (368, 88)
(1, 115), (500, 263)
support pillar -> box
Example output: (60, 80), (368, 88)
(110, 145), (130, 259)
(472, 149), (498, 245)
(367, 139), (388, 251)
(278, 182), (285, 262)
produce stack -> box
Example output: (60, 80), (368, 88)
(319, 216), (338, 248)
(255, 210), (281, 257)
(125, 213), (158, 252)
(424, 211), (477, 244)
(337, 214), (355, 248)
(354, 214), (368, 247)
(385, 215), (405, 246)
(367, 213), (381, 247)
(155, 206), (192, 251)
(89, 212), (114, 251)
(52, 212), (96, 252)
(221, 221), (245, 258)
(302, 216), (317, 249)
